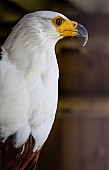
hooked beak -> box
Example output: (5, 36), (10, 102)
(75, 24), (88, 46)
(54, 17), (88, 46)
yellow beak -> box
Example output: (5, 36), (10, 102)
(58, 20), (88, 46)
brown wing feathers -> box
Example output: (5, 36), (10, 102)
(0, 135), (42, 170)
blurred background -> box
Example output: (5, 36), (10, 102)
(1, 0), (109, 170)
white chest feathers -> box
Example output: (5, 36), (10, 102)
(0, 47), (59, 151)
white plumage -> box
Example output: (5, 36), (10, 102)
(0, 11), (88, 152)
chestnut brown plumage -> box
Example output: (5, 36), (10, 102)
(0, 136), (42, 170)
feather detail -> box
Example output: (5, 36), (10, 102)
(0, 135), (42, 170)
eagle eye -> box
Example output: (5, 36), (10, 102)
(55, 17), (63, 26)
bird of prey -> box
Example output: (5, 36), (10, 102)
(0, 11), (88, 169)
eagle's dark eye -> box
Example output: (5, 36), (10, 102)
(56, 18), (63, 26)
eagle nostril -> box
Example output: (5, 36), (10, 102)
(73, 23), (76, 26)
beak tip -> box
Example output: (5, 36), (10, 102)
(83, 35), (88, 46)
(76, 24), (88, 46)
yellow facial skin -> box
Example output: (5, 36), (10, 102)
(52, 16), (78, 37)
